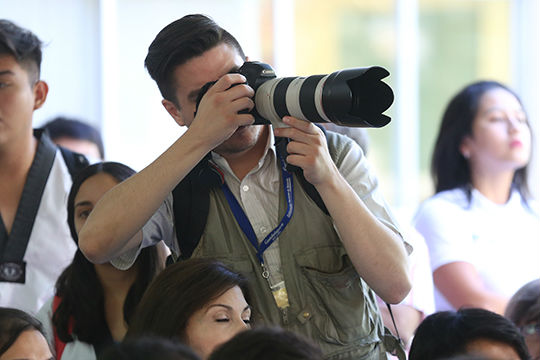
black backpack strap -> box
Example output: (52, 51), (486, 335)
(172, 175), (208, 260)
(172, 125), (333, 261)
(59, 146), (89, 180)
(172, 153), (222, 260)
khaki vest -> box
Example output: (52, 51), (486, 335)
(191, 133), (400, 359)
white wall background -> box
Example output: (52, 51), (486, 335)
(512, 0), (540, 200)
(1, 0), (101, 131)
(1, 0), (264, 170)
(2, 0), (538, 206)
(100, 0), (264, 169)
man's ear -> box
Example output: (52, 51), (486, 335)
(33, 80), (48, 110)
(162, 99), (186, 127)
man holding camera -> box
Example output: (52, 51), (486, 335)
(79, 14), (411, 359)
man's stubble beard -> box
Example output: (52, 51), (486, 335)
(213, 125), (267, 156)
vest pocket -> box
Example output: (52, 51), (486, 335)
(294, 246), (380, 346)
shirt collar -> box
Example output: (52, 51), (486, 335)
(471, 187), (521, 208)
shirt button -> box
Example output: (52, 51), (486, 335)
(303, 312), (311, 318)
(260, 226), (267, 234)
(242, 185), (249, 192)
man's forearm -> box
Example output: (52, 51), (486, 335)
(316, 173), (411, 304)
(78, 130), (211, 263)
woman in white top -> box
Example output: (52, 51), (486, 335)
(414, 81), (539, 314)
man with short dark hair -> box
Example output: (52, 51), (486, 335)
(0, 20), (84, 313)
(409, 308), (530, 360)
(79, 14), (411, 359)
(41, 116), (104, 160)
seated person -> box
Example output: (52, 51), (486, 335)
(36, 162), (163, 360)
(408, 308), (530, 360)
(98, 337), (200, 360)
(41, 116), (104, 161)
(414, 81), (539, 314)
(208, 326), (323, 360)
(0, 307), (52, 360)
(126, 258), (251, 360)
(505, 279), (540, 360)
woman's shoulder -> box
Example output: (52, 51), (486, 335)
(36, 296), (55, 321)
(517, 190), (540, 214)
(413, 188), (471, 232)
(35, 297), (55, 348)
(418, 188), (470, 213)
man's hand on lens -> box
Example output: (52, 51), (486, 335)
(273, 116), (339, 186)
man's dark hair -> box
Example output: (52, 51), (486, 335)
(145, 14), (245, 107)
(0, 307), (47, 355)
(408, 308), (530, 360)
(0, 19), (42, 83)
(42, 116), (105, 159)
(208, 327), (324, 360)
(505, 279), (540, 328)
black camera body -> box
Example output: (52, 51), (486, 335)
(196, 61), (394, 128)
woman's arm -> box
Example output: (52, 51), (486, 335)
(434, 261), (508, 314)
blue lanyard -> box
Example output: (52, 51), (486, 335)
(221, 157), (294, 265)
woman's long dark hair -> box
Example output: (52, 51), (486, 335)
(126, 258), (250, 342)
(431, 81), (531, 201)
(52, 162), (161, 345)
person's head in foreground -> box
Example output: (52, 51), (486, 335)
(208, 326), (324, 360)
(127, 258), (251, 359)
(0, 307), (52, 360)
(505, 279), (540, 360)
(98, 336), (201, 360)
(408, 308), (530, 360)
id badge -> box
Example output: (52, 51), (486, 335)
(271, 281), (290, 309)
